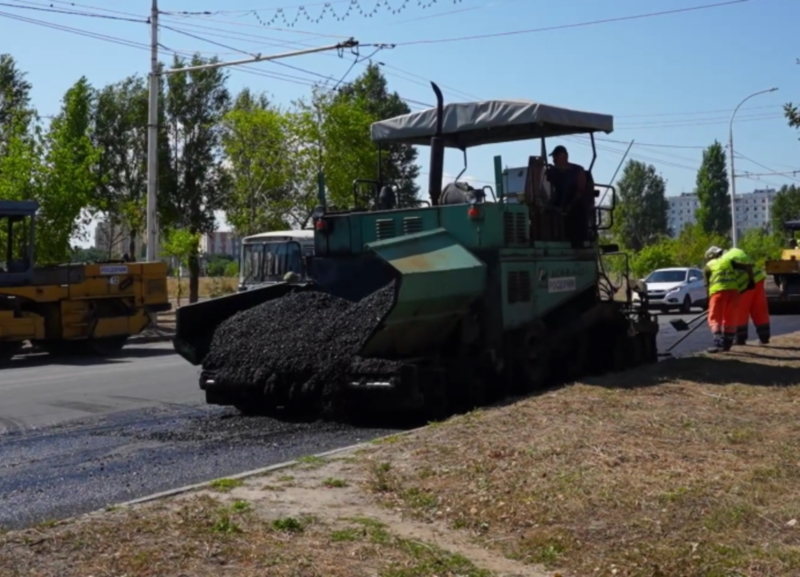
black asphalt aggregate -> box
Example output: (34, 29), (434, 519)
(0, 403), (396, 530)
(1, 309), (798, 530)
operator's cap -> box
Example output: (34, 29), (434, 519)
(704, 246), (724, 261)
(549, 145), (568, 157)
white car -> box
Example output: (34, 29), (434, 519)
(633, 267), (708, 313)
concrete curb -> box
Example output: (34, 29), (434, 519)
(117, 425), (428, 509)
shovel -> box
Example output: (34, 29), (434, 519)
(669, 309), (709, 332)
(658, 315), (707, 357)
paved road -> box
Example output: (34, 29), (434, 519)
(655, 309), (800, 357)
(0, 344), (397, 530)
(2, 312), (799, 531)
(0, 345), (200, 433)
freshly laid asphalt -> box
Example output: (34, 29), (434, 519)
(1, 310), (799, 530)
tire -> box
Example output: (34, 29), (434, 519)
(680, 295), (692, 314)
(86, 336), (129, 356)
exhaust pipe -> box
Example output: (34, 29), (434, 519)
(428, 82), (445, 207)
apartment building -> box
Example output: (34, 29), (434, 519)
(94, 218), (145, 257)
(667, 188), (777, 235)
(200, 230), (240, 258)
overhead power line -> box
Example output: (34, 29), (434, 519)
(0, 0), (147, 22)
(0, 9), (151, 50)
(6, 0), (792, 182)
(392, 0), (749, 45)
(22, 0), (143, 18)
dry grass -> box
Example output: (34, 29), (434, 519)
(0, 489), (493, 577)
(361, 335), (800, 577)
(167, 276), (237, 299)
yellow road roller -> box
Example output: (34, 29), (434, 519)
(0, 200), (171, 363)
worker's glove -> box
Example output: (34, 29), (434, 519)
(746, 279), (756, 291)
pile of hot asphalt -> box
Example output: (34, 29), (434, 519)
(202, 282), (402, 407)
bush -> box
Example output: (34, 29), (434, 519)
(739, 228), (783, 266)
(224, 260), (239, 278)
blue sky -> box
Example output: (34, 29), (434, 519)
(2, 0), (798, 239)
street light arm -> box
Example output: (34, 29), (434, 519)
(729, 86), (779, 135)
(727, 86), (778, 249)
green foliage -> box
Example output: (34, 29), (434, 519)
(619, 223), (729, 280)
(161, 228), (200, 270)
(205, 255), (232, 277)
(293, 87), (379, 210)
(70, 246), (108, 263)
(629, 241), (677, 279)
(92, 75), (152, 259)
(770, 184), (800, 235)
(223, 260), (239, 278)
(221, 92), (294, 236)
(670, 223), (727, 269)
(612, 160), (669, 251)
(163, 53), (231, 302)
(36, 77), (102, 263)
(695, 141), (730, 236)
(739, 227), (783, 265)
(0, 54), (34, 151)
(334, 63), (420, 206)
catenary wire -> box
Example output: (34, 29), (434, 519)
(0, 0), (147, 22)
(391, 0), (749, 46)
(6, 0), (793, 184)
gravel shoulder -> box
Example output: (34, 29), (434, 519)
(4, 332), (800, 576)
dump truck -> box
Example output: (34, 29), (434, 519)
(172, 84), (659, 418)
(0, 200), (172, 363)
(765, 219), (800, 314)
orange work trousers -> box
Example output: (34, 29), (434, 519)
(735, 279), (771, 344)
(708, 289), (739, 348)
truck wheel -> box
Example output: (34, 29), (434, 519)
(84, 336), (129, 356)
(680, 296), (692, 314)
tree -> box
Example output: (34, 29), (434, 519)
(612, 160), (669, 251)
(669, 222), (727, 268)
(163, 54), (231, 302)
(293, 86), (379, 212)
(93, 74), (170, 260)
(739, 227), (783, 265)
(695, 141), (730, 236)
(36, 77), (102, 263)
(334, 63), (421, 206)
(161, 227), (200, 307)
(0, 54), (34, 154)
(769, 184), (800, 235)
(222, 90), (293, 236)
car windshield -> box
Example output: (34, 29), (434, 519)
(645, 270), (687, 283)
(240, 241), (303, 285)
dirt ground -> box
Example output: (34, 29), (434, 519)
(3, 333), (800, 577)
(167, 276), (237, 300)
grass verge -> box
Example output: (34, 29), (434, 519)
(0, 495), (492, 577)
(361, 334), (800, 577)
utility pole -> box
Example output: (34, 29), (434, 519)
(143, 22), (358, 262)
(728, 86), (778, 248)
(145, 0), (159, 262)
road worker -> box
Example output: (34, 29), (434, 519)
(703, 246), (741, 352)
(722, 247), (770, 345)
(546, 145), (590, 246)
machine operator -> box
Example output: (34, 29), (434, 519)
(546, 145), (590, 246)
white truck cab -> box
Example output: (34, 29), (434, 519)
(238, 229), (315, 292)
